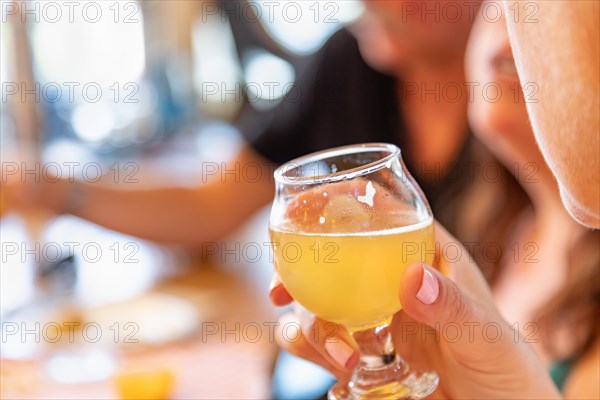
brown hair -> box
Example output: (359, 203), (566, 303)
(535, 231), (600, 359)
(445, 138), (600, 361)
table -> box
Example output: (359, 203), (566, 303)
(1, 212), (279, 399)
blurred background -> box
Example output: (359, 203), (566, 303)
(3, 1), (599, 399)
(1, 1), (364, 398)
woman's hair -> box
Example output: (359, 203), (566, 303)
(443, 138), (600, 361)
(535, 232), (600, 359)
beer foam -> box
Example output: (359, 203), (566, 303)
(271, 217), (434, 237)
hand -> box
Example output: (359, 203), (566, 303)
(269, 223), (561, 399)
(1, 154), (68, 214)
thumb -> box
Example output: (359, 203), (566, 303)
(400, 262), (488, 333)
(399, 262), (562, 399)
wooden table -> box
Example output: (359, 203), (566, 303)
(1, 254), (279, 399)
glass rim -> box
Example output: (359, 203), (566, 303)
(273, 143), (401, 185)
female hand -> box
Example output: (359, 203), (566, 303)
(1, 151), (69, 215)
(269, 223), (561, 399)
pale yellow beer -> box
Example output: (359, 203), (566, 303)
(270, 219), (434, 332)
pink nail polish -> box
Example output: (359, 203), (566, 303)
(416, 266), (439, 305)
(324, 339), (355, 369)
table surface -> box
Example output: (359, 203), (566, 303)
(1, 211), (280, 399)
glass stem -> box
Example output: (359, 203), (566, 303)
(330, 322), (438, 399)
(348, 323), (410, 397)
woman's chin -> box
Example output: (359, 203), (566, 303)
(357, 45), (400, 75)
(560, 185), (600, 229)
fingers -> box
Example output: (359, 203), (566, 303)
(275, 313), (349, 380)
(292, 304), (360, 372)
(398, 223), (497, 329)
(269, 273), (293, 306)
(400, 263), (486, 328)
(399, 261), (561, 398)
(270, 280), (358, 378)
(399, 260), (518, 370)
(269, 273), (359, 375)
(399, 261), (502, 369)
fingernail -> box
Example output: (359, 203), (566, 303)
(269, 276), (279, 292)
(269, 280), (293, 306)
(416, 265), (439, 305)
(269, 285), (284, 303)
(324, 339), (356, 369)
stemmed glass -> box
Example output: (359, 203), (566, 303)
(269, 143), (438, 399)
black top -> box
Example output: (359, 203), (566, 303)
(247, 29), (400, 163)
(242, 28), (477, 226)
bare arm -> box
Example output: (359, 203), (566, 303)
(502, 0), (600, 227)
(32, 146), (274, 248)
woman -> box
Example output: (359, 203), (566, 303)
(465, 7), (599, 396)
(269, 3), (599, 398)
(503, 0), (599, 228)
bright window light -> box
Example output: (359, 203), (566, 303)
(243, 50), (295, 103)
(30, 1), (146, 99)
(254, 0), (365, 55)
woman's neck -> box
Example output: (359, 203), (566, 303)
(397, 45), (466, 80)
(396, 58), (469, 172)
(517, 162), (581, 232)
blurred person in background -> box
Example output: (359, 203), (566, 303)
(1, 3), (488, 397)
(270, 3), (599, 398)
(4, 1), (488, 251)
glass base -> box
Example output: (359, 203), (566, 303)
(327, 323), (438, 400)
(328, 369), (438, 400)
